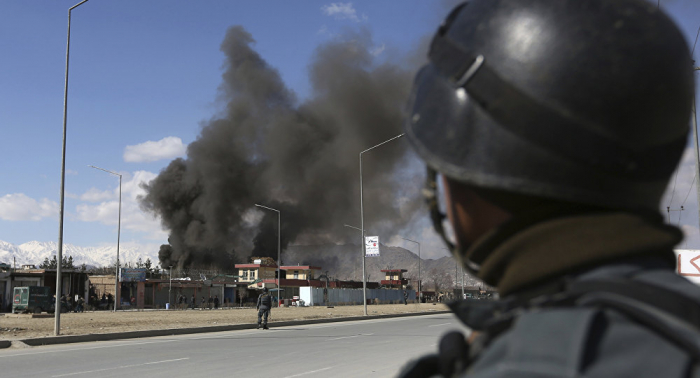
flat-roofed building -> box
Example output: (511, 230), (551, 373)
(380, 269), (408, 289)
(280, 265), (321, 280)
(235, 262), (278, 288)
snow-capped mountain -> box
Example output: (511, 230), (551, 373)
(0, 240), (160, 268)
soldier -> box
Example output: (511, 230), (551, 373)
(256, 287), (272, 330)
(398, 0), (698, 377)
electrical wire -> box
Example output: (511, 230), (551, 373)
(681, 173), (697, 207)
(668, 168), (680, 207)
(692, 25), (700, 57)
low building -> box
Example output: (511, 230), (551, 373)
(380, 269), (408, 289)
(235, 261), (278, 287)
(280, 265), (321, 280)
(0, 267), (89, 312)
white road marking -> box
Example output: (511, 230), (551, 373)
(51, 357), (189, 377)
(329, 333), (374, 340)
(428, 322), (452, 327)
(0, 339), (178, 358)
(282, 366), (333, 378)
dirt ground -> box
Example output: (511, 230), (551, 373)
(0, 303), (449, 341)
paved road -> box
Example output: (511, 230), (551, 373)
(0, 313), (469, 378)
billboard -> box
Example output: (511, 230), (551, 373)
(119, 268), (146, 282)
(365, 236), (380, 257)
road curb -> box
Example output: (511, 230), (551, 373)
(4, 310), (451, 348)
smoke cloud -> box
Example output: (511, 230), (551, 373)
(140, 26), (424, 269)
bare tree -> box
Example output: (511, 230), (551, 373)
(427, 268), (452, 293)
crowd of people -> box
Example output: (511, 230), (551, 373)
(174, 294), (227, 310)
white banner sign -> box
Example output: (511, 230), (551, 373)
(365, 236), (379, 257)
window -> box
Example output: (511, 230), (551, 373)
(241, 270), (248, 279)
(294, 271), (299, 279)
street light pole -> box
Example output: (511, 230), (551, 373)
(255, 204), (281, 307)
(55, 0), (89, 336)
(359, 133), (404, 316)
(692, 65), (700, 230)
(344, 224), (368, 284)
(401, 238), (420, 302)
(89, 165), (121, 311)
(169, 265), (173, 309)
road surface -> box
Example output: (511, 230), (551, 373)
(0, 313), (469, 378)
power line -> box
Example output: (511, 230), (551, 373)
(681, 173), (697, 207)
(668, 168), (680, 207)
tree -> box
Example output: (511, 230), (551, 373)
(144, 258), (154, 277)
(62, 255), (74, 269)
(39, 256), (56, 269)
(428, 268), (452, 293)
(39, 255), (75, 269)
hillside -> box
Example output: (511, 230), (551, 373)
(285, 243), (485, 290)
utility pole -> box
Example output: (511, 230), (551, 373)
(55, 0), (89, 337)
(359, 134), (404, 316)
(692, 64), (700, 233)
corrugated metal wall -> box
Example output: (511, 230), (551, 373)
(299, 287), (416, 306)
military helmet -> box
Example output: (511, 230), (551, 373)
(405, 0), (694, 211)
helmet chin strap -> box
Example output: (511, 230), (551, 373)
(424, 166), (481, 276)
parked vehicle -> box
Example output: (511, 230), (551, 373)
(12, 286), (52, 314)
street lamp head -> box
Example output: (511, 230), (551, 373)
(89, 164), (121, 177)
(255, 203), (280, 213)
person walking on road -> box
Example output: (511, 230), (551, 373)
(397, 1), (700, 377)
(403, 290), (408, 305)
(256, 287), (272, 330)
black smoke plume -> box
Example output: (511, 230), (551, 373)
(140, 26), (424, 269)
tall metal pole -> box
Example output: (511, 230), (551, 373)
(693, 67), (700, 231)
(344, 224), (367, 282)
(359, 133), (404, 316)
(255, 204), (281, 307)
(401, 238), (420, 302)
(359, 153), (366, 315)
(116, 176), (121, 311)
(278, 208), (281, 307)
(169, 266), (172, 308)
(89, 165), (122, 312)
(55, 0), (89, 337)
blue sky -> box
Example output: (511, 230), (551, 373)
(1, 0), (699, 260)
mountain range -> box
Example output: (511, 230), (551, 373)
(0, 240), (485, 290)
(0, 240), (159, 269)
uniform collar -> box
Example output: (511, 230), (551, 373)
(466, 212), (681, 296)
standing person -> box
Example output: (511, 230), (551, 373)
(256, 288), (272, 330)
(403, 290), (408, 305)
(191, 294), (196, 309)
(397, 1), (698, 377)
(74, 296), (84, 313)
(200, 296), (206, 310)
(207, 295), (213, 310)
(214, 295), (219, 309)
